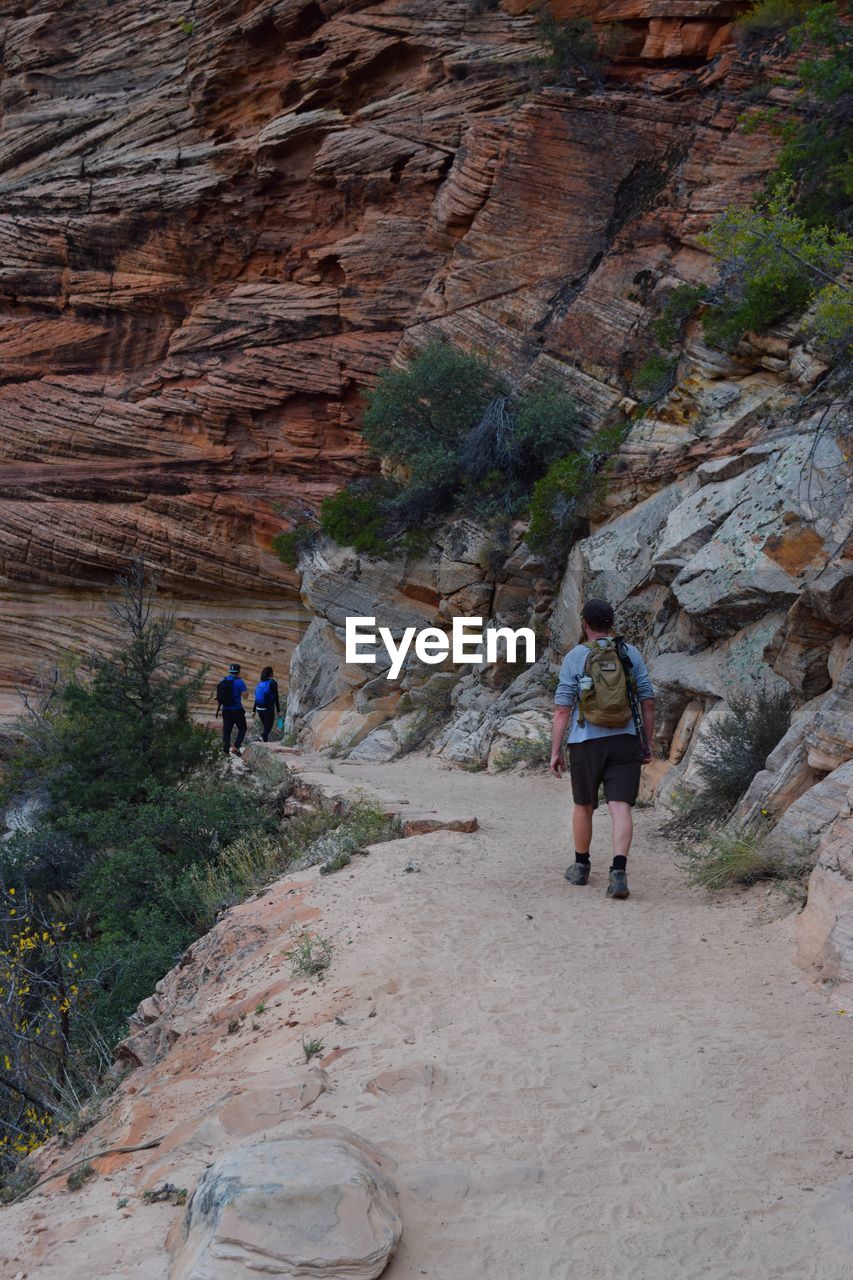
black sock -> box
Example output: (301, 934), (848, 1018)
(611, 855), (627, 872)
(575, 852), (590, 865)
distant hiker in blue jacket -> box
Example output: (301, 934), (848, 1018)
(253, 666), (281, 742)
(216, 662), (248, 757)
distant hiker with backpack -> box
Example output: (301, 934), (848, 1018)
(253, 666), (281, 742)
(216, 662), (248, 757)
(550, 598), (655, 900)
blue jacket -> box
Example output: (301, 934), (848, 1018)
(221, 677), (247, 712)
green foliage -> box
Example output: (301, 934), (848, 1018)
(272, 522), (316, 569)
(319, 484), (391, 557)
(491, 731), (551, 772)
(525, 422), (629, 554)
(651, 284), (709, 348)
(290, 933), (332, 979)
(633, 354), (678, 403)
(67, 1161), (96, 1192)
(317, 343), (585, 556)
(699, 186), (851, 350)
(738, 0), (812, 34)
(302, 1036), (324, 1061)
(17, 563), (215, 819)
(775, 3), (852, 229)
(534, 5), (623, 86)
(676, 825), (814, 891)
(363, 341), (499, 497)
(665, 688), (793, 836)
(806, 281), (853, 350)
(318, 849), (352, 876)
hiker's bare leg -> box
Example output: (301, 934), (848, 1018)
(607, 800), (633, 858)
(572, 804), (593, 854)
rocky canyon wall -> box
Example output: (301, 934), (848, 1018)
(1, 2), (850, 970)
(2, 0), (762, 713)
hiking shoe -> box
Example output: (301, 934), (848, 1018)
(607, 868), (630, 899)
(230, 746), (243, 757)
(564, 861), (590, 886)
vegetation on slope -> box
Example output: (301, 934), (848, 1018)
(273, 340), (605, 565)
(0, 563), (395, 1183)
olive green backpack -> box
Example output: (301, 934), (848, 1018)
(577, 639), (632, 729)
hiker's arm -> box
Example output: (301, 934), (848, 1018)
(640, 698), (655, 762)
(550, 705), (572, 777)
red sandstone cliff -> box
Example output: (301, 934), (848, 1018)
(0, 0), (772, 711)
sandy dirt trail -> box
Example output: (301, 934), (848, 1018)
(319, 755), (853, 1280)
(3, 753), (852, 1280)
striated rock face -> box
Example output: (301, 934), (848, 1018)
(0, 0), (784, 712)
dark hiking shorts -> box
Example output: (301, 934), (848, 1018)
(567, 734), (643, 809)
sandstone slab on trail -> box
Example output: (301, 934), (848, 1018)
(171, 1131), (401, 1280)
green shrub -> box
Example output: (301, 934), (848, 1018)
(652, 284), (709, 348)
(534, 5), (623, 85)
(699, 186), (851, 349)
(775, 4), (852, 229)
(182, 830), (295, 928)
(319, 484), (391, 557)
(290, 933), (332, 978)
(491, 731), (551, 772)
(665, 688), (793, 836)
(525, 422), (628, 554)
(272, 523), (315, 568)
(738, 0), (812, 34)
(676, 826), (814, 891)
(363, 340), (499, 497)
(633, 354), (678, 402)
(806, 281), (853, 354)
(316, 344), (585, 557)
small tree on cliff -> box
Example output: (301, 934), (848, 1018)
(20, 561), (215, 820)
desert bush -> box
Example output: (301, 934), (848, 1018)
(665, 688), (793, 836)
(363, 341), (499, 496)
(676, 825), (814, 891)
(525, 421), (629, 554)
(535, 6), (624, 86)
(182, 830), (294, 927)
(652, 283), (709, 348)
(398, 677), (458, 755)
(633, 354), (678, 403)
(290, 933), (332, 978)
(318, 483), (392, 557)
(737, 0), (812, 35)
(271, 520), (317, 569)
(309, 343), (585, 557)
(491, 730), (551, 772)
(699, 185), (851, 350)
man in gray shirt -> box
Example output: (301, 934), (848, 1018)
(550, 598), (655, 899)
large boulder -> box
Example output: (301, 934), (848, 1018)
(171, 1131), (402, 1280)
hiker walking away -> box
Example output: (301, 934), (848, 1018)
(253, 666), (281, 742)
(550, 598), (655, 900)
(216, 662), (248, 757)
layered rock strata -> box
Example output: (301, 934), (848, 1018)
(0, 0), (782, 712)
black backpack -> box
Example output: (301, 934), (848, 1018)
(215, 676), (235, 707)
